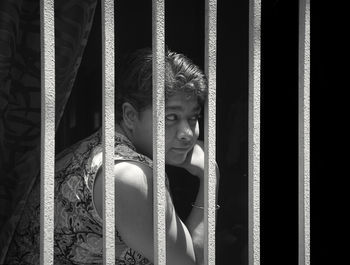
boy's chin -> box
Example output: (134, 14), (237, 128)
(165, 153), (187, 167)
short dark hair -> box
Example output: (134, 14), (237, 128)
(116, 47), (208, 122)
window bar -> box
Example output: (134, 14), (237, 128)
(101, 0), (115, 264)
(298, 0), (310, 264)
(204, 0), (217, 264)
(152, 1), (166, 265)
(248, 1), (261, 265)
(40, 0), (55, 264)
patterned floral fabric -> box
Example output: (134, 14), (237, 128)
(4, 130), (155, 265)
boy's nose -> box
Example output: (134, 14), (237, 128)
(176, 121), (193, 142)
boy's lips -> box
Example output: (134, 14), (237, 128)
(171, 147), (190, 153)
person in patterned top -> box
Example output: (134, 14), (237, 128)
(4, 47), (220, 265)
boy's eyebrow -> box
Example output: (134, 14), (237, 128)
(165, 105), (201, 112)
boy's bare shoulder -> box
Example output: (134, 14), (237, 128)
(93, 160), (155, 220)
(113, 161), (153, 195)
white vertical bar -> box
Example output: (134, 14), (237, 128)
(204, 1), (217, 265)
(248, 1), (261, 265)
(101, 0), (115, 264)
(152, 1), (166, 265)
(298, 0), (310, 265)
(40, 0), (55, 264)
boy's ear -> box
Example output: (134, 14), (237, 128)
(122, 102), (138, 130)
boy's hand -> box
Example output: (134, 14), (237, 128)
(179, 141), (205, 179)
(178, 140), (220, 189)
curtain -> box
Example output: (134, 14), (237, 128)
(0, 0), (98, 262)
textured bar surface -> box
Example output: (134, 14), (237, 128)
(102, 0), (115, 264)
(40, 1), (55, 264)
(248, 1), (261, 265)
(204, 1), (217, 265)
(298, 0), (310, 264)
(152, 1), (166, 265)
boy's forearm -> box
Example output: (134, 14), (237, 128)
(185, 179), (205, 265)
(185, 164), (220, 265)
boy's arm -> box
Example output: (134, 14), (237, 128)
(184, 163), (220, 265)
(94, 160), (199, 265)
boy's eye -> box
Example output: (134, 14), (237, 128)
(189, 114), (202, 122)
(166, 114), (177, 121)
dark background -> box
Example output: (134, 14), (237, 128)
(261, 1), (299, 264)
(56, 0), (342, 264)
(261, 0), (345, 264)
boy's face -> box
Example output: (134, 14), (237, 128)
(132, 92), (201, 165)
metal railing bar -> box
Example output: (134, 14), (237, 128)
(298, 0), (311, 264)
(248, 1), (261, 265)
(204, 0), (217, 264)
(152, 1), (166, 265)
(39, 0), (55, 264)
(101, 0), (115, 264)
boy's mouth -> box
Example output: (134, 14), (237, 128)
(171, 147), (190, 153)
